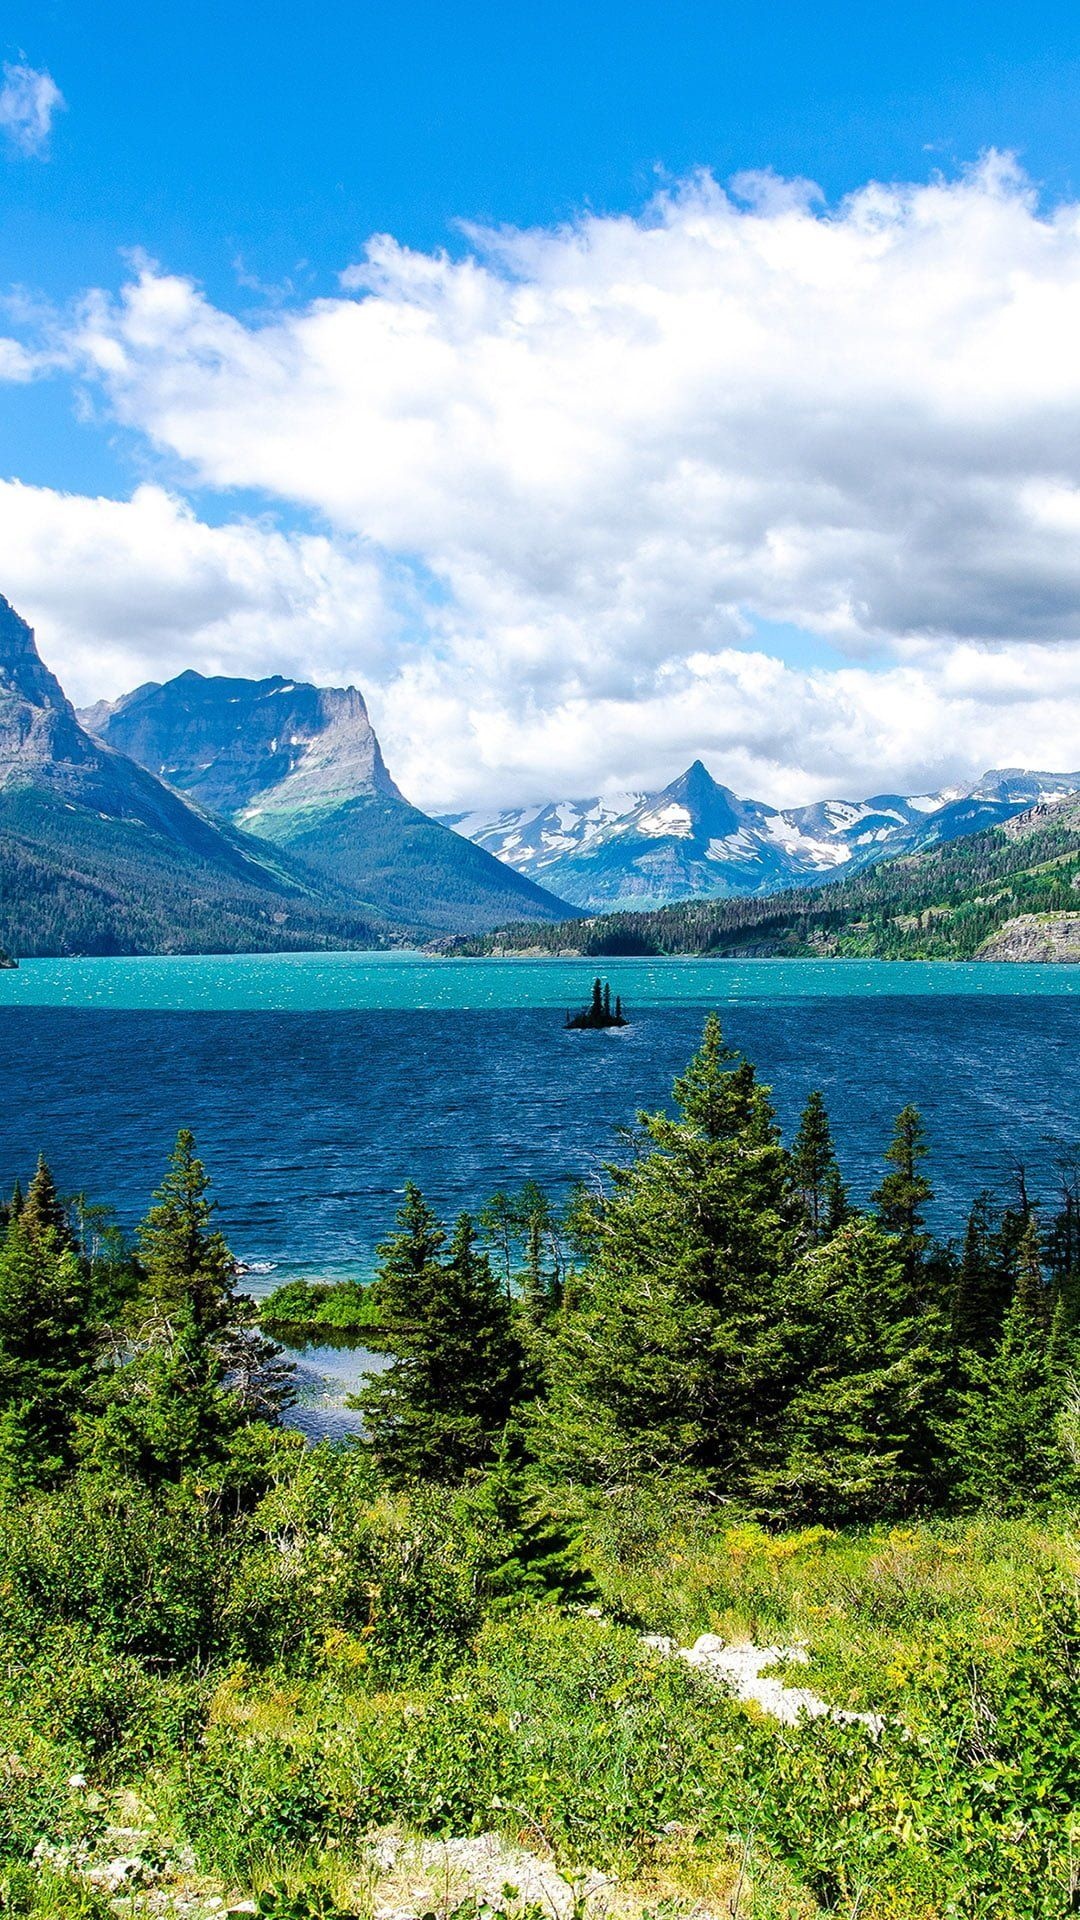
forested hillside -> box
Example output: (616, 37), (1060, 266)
(0, 790), (389, 957)
(448, 795), (1080, 959)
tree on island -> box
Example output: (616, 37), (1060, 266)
(565, 977), (629, 1029)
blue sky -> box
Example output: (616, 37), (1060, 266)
(2, 3), (1080, 807)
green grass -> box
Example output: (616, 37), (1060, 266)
(2, 1487), (1079, 1920)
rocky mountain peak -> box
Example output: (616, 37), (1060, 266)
(0, 594), (100, 784)
(84, 669), (403, 820)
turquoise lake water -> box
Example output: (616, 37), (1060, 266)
(4, 951), (1076, 1435)
(1, 950), (1077, 1011)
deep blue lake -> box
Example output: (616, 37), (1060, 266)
(3, 954), (1078, 1274)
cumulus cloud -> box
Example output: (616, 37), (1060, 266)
(0, 481), (396, 707)
(12, 155), (1080, 805)
(0, 63), (64, 157)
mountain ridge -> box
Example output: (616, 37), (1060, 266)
(0, 595), (393, 956)
(445, 790), (1080, 962)
(82, 664), (576, 938)
(443, 759), (1080, 909)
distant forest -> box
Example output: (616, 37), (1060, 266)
(449, 801), (1080, 958)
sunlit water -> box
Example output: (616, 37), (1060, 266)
(4, 953), (1077, 1436)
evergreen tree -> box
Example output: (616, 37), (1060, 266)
(0, 1205), (94, 1481)
(136, 1129), (236, 1332)
(759, 1217), (947, 1523)
(537, 1016), (799, 1493)
(21, 1155), (75, 1251)
(591, 977), (603, 1019)
(463, 1430), (596, 1607)
(872, 1105), (934, 1292)
(86, 1132), (289, 1488)
(356, 1197), (524, 1484)
(824, 1162), (851, 1233)
(479, 1189), (517, 1297)
(951, 1192), (1014, 1355)
(946, 1252), (1073, 1514)
(791, 1090), (842, 1240)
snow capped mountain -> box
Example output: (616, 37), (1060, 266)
(442, 760), (1080, 910)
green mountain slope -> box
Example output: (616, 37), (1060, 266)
(0, 789), (390, 958)
(0, 595), (390, 957)
(86, 669), (576, 937)
(445, 795), (1080, 960)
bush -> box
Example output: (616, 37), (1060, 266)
(0, 1472), (224, 1662)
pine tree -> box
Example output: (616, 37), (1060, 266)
(356, 1198), (524, 1484)
(946, 1254), (1073, 1514)
(21, 1155), (75, 1252)
(872, 1105), (933, 1291)
(791, 1091), (842, 1240)
(759, 1217), (947, 1523)
(537, 1015), (799, 1493)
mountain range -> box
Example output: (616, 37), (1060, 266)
(3, 583), (1077, 958)
(444, 759), (1080, 910)
(449, 790), (1080, 964)
(0, 596), (571, 956)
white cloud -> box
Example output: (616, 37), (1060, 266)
(0, 481), (396, 707)
(10, 154), (1080, 806)
(0, 62), (64, 157)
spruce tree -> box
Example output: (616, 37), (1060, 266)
(0, 1206), (94, 1480)
(21, 1155), (75, 1251)
(463, 1426), (596, 1608)
(88, 1132), (288, 1487)
(791, 1090), (841, 1240)
(137, 1129), (236, 1332)
(946, 1248), (1073, 1514)
(356, 1198), (524, 1484)
(538, 1015), (800, 1493)
(759, 1217), (947, 1523)
(951, 1193), (1014, 1355)
(872, 1105), (933, 1292)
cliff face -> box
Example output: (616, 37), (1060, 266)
(84, 671), (402, 821)
(977, 914), (1080, 962)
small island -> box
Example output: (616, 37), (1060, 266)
(565, 977), (629, 1029)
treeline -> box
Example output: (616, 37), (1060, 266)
(352, 1018), (1080, 1519)
(4, 1021), (1079, 1519)
(447, 800), (1080, 958)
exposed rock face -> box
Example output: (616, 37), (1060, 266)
(977, 914), (1080, 962)
(0, 595), (253, 857)
(83, 665), (575, 935)
(1, 594), (103, 784)
(446, 758), (1080, 911)
(83, 670), (402, 821)
(0, 594), (395, 955)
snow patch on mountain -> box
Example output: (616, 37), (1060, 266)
(442, 763), (1080, 911)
